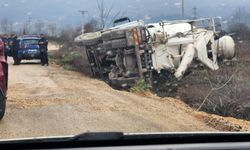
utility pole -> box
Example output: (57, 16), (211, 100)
(181, 0), (185, 19)
(79, 10), (88, 34)
(193, 6), (197, 19)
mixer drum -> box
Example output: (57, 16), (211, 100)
(216, 35), (236, 60)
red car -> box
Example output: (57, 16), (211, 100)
(0, 39), (8, 119)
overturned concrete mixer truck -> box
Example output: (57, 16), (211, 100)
(75, 17), (235, 88)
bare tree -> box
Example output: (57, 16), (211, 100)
(34, 20), (45, 34)
(84, 19), (98, 33)
(58, 26), (81, 44)
(9, 22), (13, 33)
(47, 23), (58, 37)
(231, 8), (249, 25)
(228, 8), (250, 40)
(22, 22), (28, 35)
(0, 18), (10, 33)
(197, 71), (236, 111)
(97, 0), (113, 29)
(96, 0), (125, 29)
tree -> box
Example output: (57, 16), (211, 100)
(21, 22), (29, 35)
(58, 26), (81, 44)
(97, 0), (113, 29)
(96, 0), (124, 29)
(9, 22), (13, 33)
(47, 23), (58, 37)
(0, 18), (10, 33)
(34, 20), (45, 34)
(84, 19), (98, 33)
(228, 8), (250, 40)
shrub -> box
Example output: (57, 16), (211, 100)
(130, 79), (152, 93)
(49, 45), (92, 75)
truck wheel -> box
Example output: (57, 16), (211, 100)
(103, 39), (127, 49)
(101, 29), (127, 41)
(8, 50), (13, 57)
(14, 59), (21, 65)
(0, 94), (6, 120)
(75, 32), (102, 46)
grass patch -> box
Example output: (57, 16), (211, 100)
(49, 47), (92, 74)
(130, 79), (152, 93)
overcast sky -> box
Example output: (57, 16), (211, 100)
(1, 0), (250, 28)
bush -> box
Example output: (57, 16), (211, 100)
(130, 79), (152, 93)
(153, 41), (250, 121)
(60, 51), (82, 64)
(49, 45), (92, 75)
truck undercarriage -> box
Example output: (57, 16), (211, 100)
(75, 17), (235, 88)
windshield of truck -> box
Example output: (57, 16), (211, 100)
(0, 0), (248, 141)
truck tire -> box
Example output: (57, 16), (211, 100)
(14, 59), (21, 65)
(8, 50), (13, 57)
(101, 29), (127, 41)
(75, 32), (102, 46)
(0, 93), (6, 120)
(103, 39), (127, 49)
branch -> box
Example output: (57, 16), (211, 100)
(103, 5), (113, 27)
(108, 9), (122, 27)
(197, 70), (237, 111)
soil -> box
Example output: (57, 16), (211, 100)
(0, 44), (249, 139)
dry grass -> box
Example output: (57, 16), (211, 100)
(49, 45), (92, 75)
(155, 41), (250, 120)
(51, 39), (250, 121)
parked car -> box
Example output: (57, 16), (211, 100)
(15, 36), (41, 65)
(0, 39), (8, 119)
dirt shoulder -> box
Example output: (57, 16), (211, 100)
(0, 60), (214, 139)
(1, 55), (250, 139)
(159, 97), (250, 131)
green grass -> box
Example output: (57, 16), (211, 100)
(130, 79), (152, 92)
(59, 51), (82, 65)
(49, 51), (84, 71)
